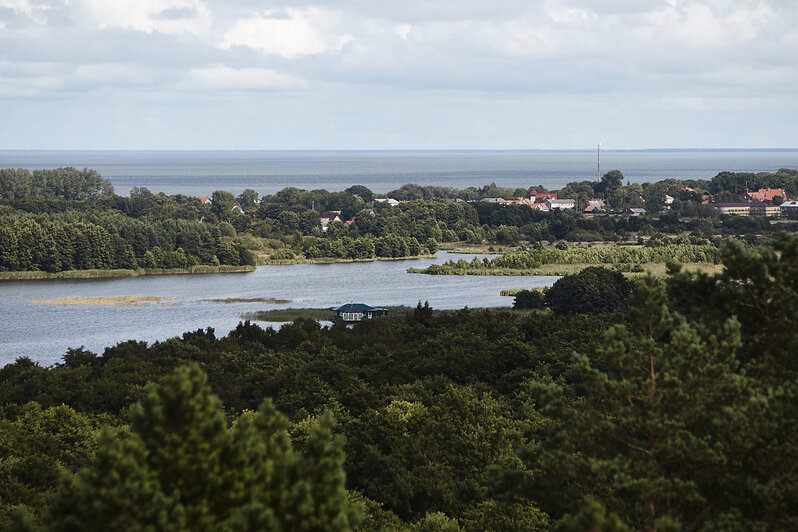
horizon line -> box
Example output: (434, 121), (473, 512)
(2, 147), (797, 153)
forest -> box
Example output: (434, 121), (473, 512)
(1, 234), (797, 530)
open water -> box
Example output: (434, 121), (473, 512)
(0, 252), (556, 367)
(2, 149), (797, 197)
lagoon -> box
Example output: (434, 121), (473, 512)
(0, 252), (557, 367)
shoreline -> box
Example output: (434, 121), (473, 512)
(0, 264), (256, 281)
(258, 254), (436, 266)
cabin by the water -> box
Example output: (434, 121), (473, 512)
(334, 303), (389, 322)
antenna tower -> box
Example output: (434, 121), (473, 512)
(597, 142), (601, 179)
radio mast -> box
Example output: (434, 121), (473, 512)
(597, 141), (601, 179)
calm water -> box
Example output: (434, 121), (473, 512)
(2, 149), (797, 197)
(0, 252), (556, 367)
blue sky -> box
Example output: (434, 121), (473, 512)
(1, 0), (796, 150)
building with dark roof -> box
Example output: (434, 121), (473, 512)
(333, 303), (389, 322)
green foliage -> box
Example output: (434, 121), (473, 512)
(513, 289), (546, 310)
(19, 365), (362, 531)
(210, 190), (235, 221)
(496, 262), (798, 529)
(545, 266), (634, 315)
(420, 242), (720, 275)
(0, 167), (113, 201)
(4, 226), (798, 529)
(0, 403), (98, 529)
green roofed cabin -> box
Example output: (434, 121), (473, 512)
(334, 303), (389, 322)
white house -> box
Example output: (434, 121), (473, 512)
(374, 198), (400, 206)
(320, 213), (342, 231)
(780, 200), (798, 218)
(546, 198), (576, 210)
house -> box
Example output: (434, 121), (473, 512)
(531, 189), (557, 201)
(546, 198), (575, 210)
(320, 213), (342, 231)
(623, 208), (647, 217)
(481, 197), (509, 205)
(374, 198), (400, 206)
(333, 303), (389, 322)
(745, 188), (787, 202)
(584, 199), (605, 213)
(507, 197), (535, 208)
(780, 200), (798, 218)
(231, 203), (245, 214)
(663, 194), (675, 209)
(714, 202), (779, 216)
(714, 202), (751, 216)
(197, 196), (212, 205)
(531, 202), (550, 212)
(748, 203), (781, 217)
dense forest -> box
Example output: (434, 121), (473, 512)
(2, 167), (798, 274)
(1, 234), (797, 529)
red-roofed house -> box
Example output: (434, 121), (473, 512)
(197, 196), (212, 205)
(745, 188), (787, 202)
(530, 189), (557, 201)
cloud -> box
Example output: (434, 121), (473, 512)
(1, 0), (797, 148)
(80, 0), (212, 35)
(72, 63), (156, 87)
(153, 6), (198, 21)
(394, 23), (411, 40)
(182, 65), (307, 90)
(221, 7), (354, 58)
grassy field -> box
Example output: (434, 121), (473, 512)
(0, 264), (255, 281)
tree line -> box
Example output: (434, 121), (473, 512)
(3, 166), (798, 273)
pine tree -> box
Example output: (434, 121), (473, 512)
(18, 365), (362, 531)
(498, 275), (798, 529)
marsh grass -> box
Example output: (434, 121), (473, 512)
(31, 296), (177, 306)
(410, 262), (724, 277)
(202, 297), (292, 304)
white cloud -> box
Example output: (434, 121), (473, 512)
(544, 1), (593, 23)
(221, 7), (354, 58)
(0, 0), (50, 24)
(0, 73), (62, 97)
(80, 0), (212, 35)
(394, 23), (412, 40)
(73, 63), (155, 86)
(1, 0), (797, 148)
(183, 65), (307, 90)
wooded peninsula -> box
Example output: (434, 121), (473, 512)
(2, 166), (798, 530)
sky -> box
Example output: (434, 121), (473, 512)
(1, 0), (797, 150)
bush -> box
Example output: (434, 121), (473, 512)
(513, 290), (546, 310)
(545, 266), (634, 315)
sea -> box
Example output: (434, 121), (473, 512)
(2, 149), (797, 197)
